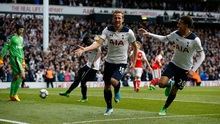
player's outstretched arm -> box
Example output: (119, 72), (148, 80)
(138, 28), (149, 36)
(75, 39), (104, 56)
(138, 28), (168, 42)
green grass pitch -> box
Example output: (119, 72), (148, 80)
(0, 86), (220, 124)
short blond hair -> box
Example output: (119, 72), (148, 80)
(112, 10), (124, 18)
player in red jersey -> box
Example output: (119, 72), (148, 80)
(148, 50), (164, 90)
(130, 41), (152, 92)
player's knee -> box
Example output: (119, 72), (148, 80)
(20, 74), (25, 80)
(158, 82), (166, 88)
(104, 85), (111, 91)
(81, 82), (86, 86)
(110, 78), (118, 87)
(15, 72), (25, 80)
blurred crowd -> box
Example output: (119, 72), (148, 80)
(1, 0), (220, 12)
(0, 11), (220, 83)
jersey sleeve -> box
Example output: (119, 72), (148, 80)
(166, 31), (177, 44)
(128, 29), (136, 44)
(194, 37), (203, 52)
(100, 27), (108, 40)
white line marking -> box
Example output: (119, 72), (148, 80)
(63, 114), (220, 124)
(0, 119), (29, 124)
(64, 94), (220, 105)
(132, 97), (220, 105)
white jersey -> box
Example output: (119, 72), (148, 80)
(166, 30), (203, 70)
(86, 42), (101, 70)
(100, 26), (136, 64)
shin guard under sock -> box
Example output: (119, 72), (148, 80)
(66, 80), (81, 93)
(10, 81), (16, 97)
(150, 79), (155, 85)
(114, 82), (120, 94)
(133, 80), (136, 90)
(154, 78), (159, 85)
(104, 90), (112, 108)
(14, 78), (22, 95)
(81, 85), (87, 99)
(164, 94), (176, 108)
(137, 80), (141, 89)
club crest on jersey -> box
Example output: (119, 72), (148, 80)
(176, 44), (189, 53)
(110, 39), (124, 46)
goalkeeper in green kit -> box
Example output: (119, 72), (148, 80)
(0, 24), (26, 101)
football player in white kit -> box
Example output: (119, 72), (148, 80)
(130, 41), (152, 92)
(75, 10), (138, 115)
(59, 36), (101, 102)
(139, 15), (205, 115)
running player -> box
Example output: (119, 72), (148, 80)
(75, 10), (138, 115)
(139, 15), (205, 115)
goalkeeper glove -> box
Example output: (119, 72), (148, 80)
(22, 59), (26, 68)
(0, 58), (3, 67)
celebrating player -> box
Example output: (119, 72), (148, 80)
(59, 35), (101, 102)
(139, 15), (205, 115)
(75, 10), (138, 115)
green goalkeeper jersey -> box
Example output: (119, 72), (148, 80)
(1, 35), (24, 59)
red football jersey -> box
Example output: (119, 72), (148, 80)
(152, 54), (163, 69)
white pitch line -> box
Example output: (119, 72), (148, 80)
(0, 119), (29, 124)
(63, 114), (220, 124)
(132, 97), (220, 105)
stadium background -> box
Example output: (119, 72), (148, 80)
(0, 0), (220, 88)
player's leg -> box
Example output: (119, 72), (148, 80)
(111, 63), (127, 103)
(110, 78), (120, 103)
(9, 57), (25, 101)
(103, 62), (116, 115)
(133, 68), (138, 92)
(9, 77), (16, 101)
(77, 82), (88, 102)
(136, 77), (141, 92)
(78, 69), (97, 102)
(133, 78), (137, 92)
(135, 68), (142, 92)
(103, 84), (113, 115)
(158, 62), (174, 89)
(149, 69), (157, 90)
(159, 85), (178, 115)
(159, 62), (188, 115)
(59, 66), (86, 97)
